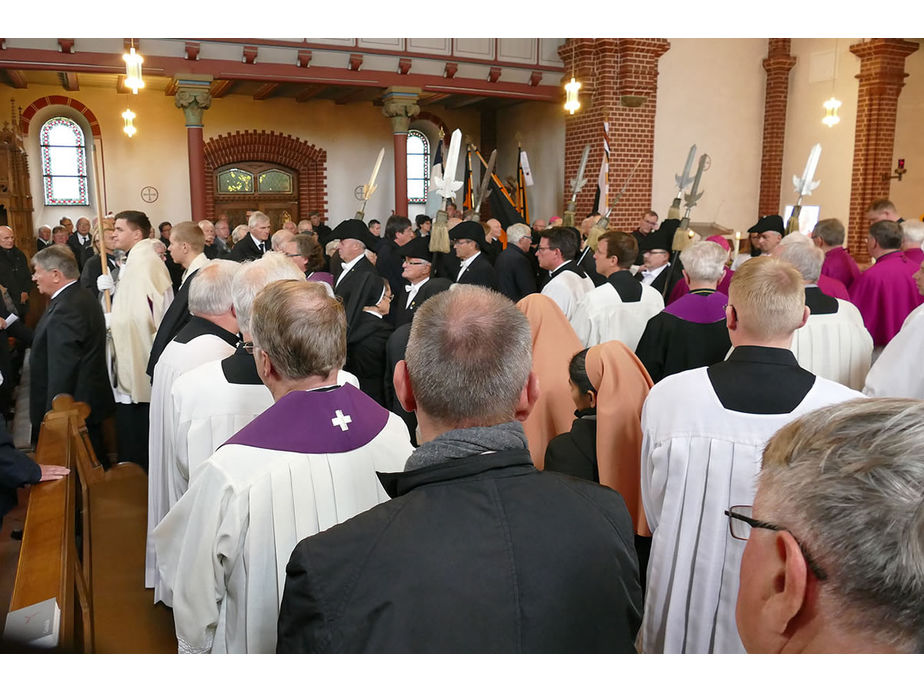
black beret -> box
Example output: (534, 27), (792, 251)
(748, 214), (785, 236)
(449, 220), (486, 249)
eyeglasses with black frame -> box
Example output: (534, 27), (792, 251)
(724, 505), (828, 581)
(237, 340), (255, 355)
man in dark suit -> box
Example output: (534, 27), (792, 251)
(0, 225), (32, 317)
(1, 418), (69, 529)
(638, 243), (678, 297)
(393, 237), (452, 327)
(229, 211), (271, 262)
(449, 220), (497, 290)
(375, 215), (416, 322)
(495, 223), (538, 303)
(146, 222), (211, 378)
(65, 217), (94, 271)
(332, 218), (378, 304)
(35, 225), (53, 253)
(29, 245), (115, 463)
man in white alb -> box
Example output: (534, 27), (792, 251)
(538, 226), (593, 320)
(779, 242), (872, 390)
(154, 279), (412, 654)
(639, 256), (863, 654)
(145, 259), (241, 602)
(571, 231), (663, 349)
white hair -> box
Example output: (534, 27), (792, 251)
(231, 251), (306, 334)
(231, 224), (250, 244)
(679, 241), (727, 283)
(506, 223), (531, 246)
(779, 241), (825, 283)
(188, 259), (240, 316)
(248, 211), (270, 229)
(901, 219), (924, 247)
(272, 229), (295, 251)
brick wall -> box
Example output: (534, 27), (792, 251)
(758, 39), (796, 218)
(202, 130), (328, 222)
(559, 38), (669, 231)
(848, 39), (919, 261)
(20, 96), (101, 137)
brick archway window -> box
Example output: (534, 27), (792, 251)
(40, 117), (89, 206)
(407, 129), (429, 205)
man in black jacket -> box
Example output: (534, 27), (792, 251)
(374, 215), (415, 322)
(277, 285), (642, 653)
(0, 225), (32, 317)
(494, 222), (537, 303)
(30, 245), (115, 462)
(449, 220), (497, 290)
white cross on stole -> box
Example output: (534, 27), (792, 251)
(331, 409), (352, 431)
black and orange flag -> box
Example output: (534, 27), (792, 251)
(462, 147), (475, 212)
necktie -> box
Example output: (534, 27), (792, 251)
(259, 241), (266, 254)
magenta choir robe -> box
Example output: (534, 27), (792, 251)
(667, 267), (734, 305)
(903, 247), (924, 267)
(817, 273), (850, 301)
(820, 246), (861, 291)
(849, 250), (924, 346)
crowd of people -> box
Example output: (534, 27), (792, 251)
(1, 197), (923, 654)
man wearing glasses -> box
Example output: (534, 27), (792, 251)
(733, 398), (924, 653)
(537, 226), (594, 320)
(639, 256), (863, 653)
(449, 220), (497, 290)
(393, 237), (451, 327)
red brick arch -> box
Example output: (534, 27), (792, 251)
(203, 130), (327, 221)
(20, 96), (101, 137)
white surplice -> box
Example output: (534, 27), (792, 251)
(863, 302), (924, 398)
(145, 329), (237, 600)
(571, 283), (664, 350)
(169, 362), (361, 507)
(639, 367), (862, 654)
(790, 299), (873, 390)
(152, 386), (413, 654)
(541, 267), (594, 321)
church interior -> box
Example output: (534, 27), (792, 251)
(0, 29), (922, 659)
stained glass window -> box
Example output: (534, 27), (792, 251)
(407, 130), (429, 205)
(40, 117), (89, 206)
(258, 169), (293, 193)
(218, 168), (255, 193)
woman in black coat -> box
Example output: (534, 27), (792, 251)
(544, 348), (598, 482)
(343, 274), (394, 407)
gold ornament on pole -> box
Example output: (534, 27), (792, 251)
(122, 109), (137, 137)
(123, 42), (145, 94)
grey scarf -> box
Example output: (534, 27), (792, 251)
(404, 421), (529, 471)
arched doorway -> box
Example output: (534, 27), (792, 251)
(213, 162), (298, 230)
(203, 130), (327, 227)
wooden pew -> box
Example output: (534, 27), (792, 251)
(10, 395), (177, 653)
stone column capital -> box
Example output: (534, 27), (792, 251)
(382, 87), (422, 134)
(174, 75), (213, 127)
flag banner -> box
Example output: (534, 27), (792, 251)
(596, 122), (610, 216)
(429, 139), (444, 193)
(516, 147), (530, 225)
(473, 148), (525, 229)
(519, 150), (534, 186)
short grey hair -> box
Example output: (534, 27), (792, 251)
(506, 223), (531, 246)
(679, 241), (727, 283)
(901, 219), (924, 246)
(779, 241), (824, 284)
(188, 259), (239, 316)
(231, 224), (250, 244)
(32, 244), (78, 279)
(271, 229), (295, 251)
(35, 224), (51, 239)
(248, 211), (270, 230)
(251, 280), (346, 381)
(406, 285), (532, 427)
(760, 398), (924, 653)
(811, 218), (845, 247)
(231, 252), (306, 334)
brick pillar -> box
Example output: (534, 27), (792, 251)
(847, 39), (919, 261)
(758, 39), (797, 218)
(559, 38), (669, 232)
(382, 87), (421, 218)
(174, 75), (212, 220)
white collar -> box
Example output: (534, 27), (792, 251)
(251, 233), (264, 249)
(182, 252), (208, 283)
(340, 254), (364, 273)
(459, 251), (481, 271)
(51, 280), (78, 299)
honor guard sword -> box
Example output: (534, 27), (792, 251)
(355, 147), (385, 220)
(679, 153), (708, 233)
(787, 143), (821, 234)
(564, 144), (591, 227)
(668, 144), (697, 220)
(595, 158), (643, 231)
(471, 149), (497, 222)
